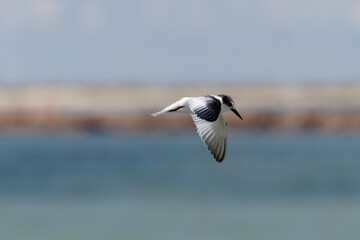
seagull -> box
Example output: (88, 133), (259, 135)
(151, 94), (243, 162)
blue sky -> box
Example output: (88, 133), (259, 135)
(1, 0), (360, 84)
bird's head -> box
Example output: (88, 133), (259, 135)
(217, 94), (243, 120)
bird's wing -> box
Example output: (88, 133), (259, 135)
(188, 96), (221, 122)
(191, 113), (227, 162)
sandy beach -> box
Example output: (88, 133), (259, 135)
(0, 84), (359, 132)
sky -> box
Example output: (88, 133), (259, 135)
(1, 0), (360, 84)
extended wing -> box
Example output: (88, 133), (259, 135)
(191, 113), (227, 162)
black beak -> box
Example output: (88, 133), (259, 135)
(231, 108), (243, 120)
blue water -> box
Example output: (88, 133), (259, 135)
(1, 132), (360, 240)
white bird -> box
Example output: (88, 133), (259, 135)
(151, 94), (243, 162)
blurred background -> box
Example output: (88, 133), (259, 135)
(1, 0), (360, 239)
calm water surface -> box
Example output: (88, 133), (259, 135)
(1, 132), (360, 240)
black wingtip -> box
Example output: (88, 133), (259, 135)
(216, 156), (225, 163)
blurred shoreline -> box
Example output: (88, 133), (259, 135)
(0, 84), (359, 132)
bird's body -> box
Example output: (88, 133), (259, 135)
(151, 94), (242, 162)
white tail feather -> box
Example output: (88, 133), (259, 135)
(151, 97), (190, 117)
(151, 111), (165, 117)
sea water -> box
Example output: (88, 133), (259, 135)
(1, 132), (360, 240)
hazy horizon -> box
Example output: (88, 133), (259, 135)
(1, 78), (360, 86)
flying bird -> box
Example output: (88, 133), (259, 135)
(151, 94), (243, 162)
